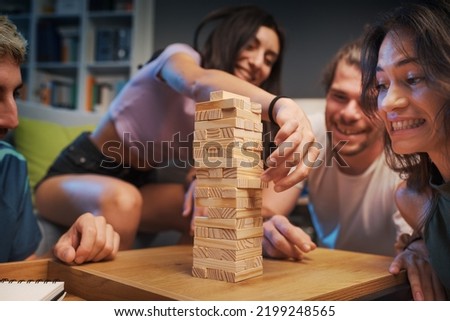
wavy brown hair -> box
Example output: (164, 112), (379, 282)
(360, 0), (450, 193)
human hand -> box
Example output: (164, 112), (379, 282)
(262, 98), (318, 192)
(53, 213), (120, 264)
(182, 179), (207, 235)
(389, 239), (446, 300)
(262, 215), (316, 259)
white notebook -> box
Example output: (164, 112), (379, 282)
(0, 279), (66, 301)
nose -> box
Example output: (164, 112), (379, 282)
(1, 98), (19, 129)
(340, 100), (362, 122)
(378, 85), (408, 113)
(248, 50), (264, 69)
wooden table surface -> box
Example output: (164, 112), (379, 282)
(43, 245), (408, 301)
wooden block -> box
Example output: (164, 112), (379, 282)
(194, 226), (263, 240)
(195, 107), (261, 122)
(210, 90), (250, 102)
(196, 177), (267, 189)
(195, 168), (224, 178)
(251, 102), (262, 114)
(192, 265), (263, 283)
(193, 129), (207, 141)
(193, 145), (261, 160)
(193, 140), (263, 158)
(192, 266), (207, 278)
(193, 246), (262, 261)
(195, 164), (263, 179)
(194, 128), (262, 141)
(194, 217), (263, 229)
(195, 98), (252, 112)
(194, 157), (263, 169)
(206, 207), (262, 219)
(195, 186), (262, 199)
(250, 121), (264, 132)
(194, 236), (263, 250)
(194, 117), (263, 132)
(195, 196), (262, 209)
(193, 137), (262, 149)
(193, 256), (262, 273)
(194, 157), (261, 169)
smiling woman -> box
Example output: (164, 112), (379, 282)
(360, 0), (450, 300)
(375, 29), (447, 158)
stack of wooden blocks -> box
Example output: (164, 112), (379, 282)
(192, 90), (267, 283)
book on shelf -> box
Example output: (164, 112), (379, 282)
(37, 20), (62, 62)
(85, 75), (127, 112)
(95, 27), (131, 62)
(0, 279), (66, 301)
(89, 0), (134, 11)
(39, 78), (77, 110)
(36, 22), (79, 63)
(59, 26), (79, 63)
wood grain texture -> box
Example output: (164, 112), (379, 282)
(40, 245), (409, 300)
(194, 117), (263, 132)
(195, 197), (262, 209)
(194, 128), (262, 141)
(196, 177), (266, 189)
(206, 207), (262, 219)
(195, 186), (263, 199)
(195, 106), (260, 122)
(209, 90), (250, 102)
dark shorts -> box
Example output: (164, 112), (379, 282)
(36, 132), (189, 190)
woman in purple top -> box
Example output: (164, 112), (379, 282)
(35, 5), (318, 250)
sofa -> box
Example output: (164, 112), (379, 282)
(13, 102), (102, 254)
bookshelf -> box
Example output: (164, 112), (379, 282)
(1, 0), (154, 113)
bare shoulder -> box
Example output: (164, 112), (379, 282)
(395, 181), (431, 229)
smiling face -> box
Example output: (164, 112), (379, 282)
(234, 26), (280, 87)
(325, 60), (384, 160)
(0, 56), (21, 139)
(376, 29), (447, 159)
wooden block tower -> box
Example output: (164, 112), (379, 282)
(192, 90), (267, 282)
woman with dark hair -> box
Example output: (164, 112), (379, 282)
(34, 5), (317, 251)
(361, 0), (450, 300)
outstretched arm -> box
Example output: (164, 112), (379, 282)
(53, 213), (120, 264)
(160, 53), (318, 191)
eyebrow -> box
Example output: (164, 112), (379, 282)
(376, 57), (418, 72)
(251, 35), (280, 59)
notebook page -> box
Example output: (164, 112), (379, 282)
(0, 280), (65, 301)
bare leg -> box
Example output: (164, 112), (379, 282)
(35, 174), (143, 249)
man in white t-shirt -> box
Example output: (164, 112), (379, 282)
(262, 39), (412, 258)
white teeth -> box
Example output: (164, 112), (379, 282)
(336, 124), (363, 135)
(391, 119), (425, 131)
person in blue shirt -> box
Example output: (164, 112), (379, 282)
(0, 15), (120, 264)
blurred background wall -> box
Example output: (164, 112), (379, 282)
(153, 0), (407, 98)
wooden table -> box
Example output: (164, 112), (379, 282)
(0, 245), (409, 301)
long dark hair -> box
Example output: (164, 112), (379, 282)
(361, 0), (450, 191)
(193, 5), (285, 95)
